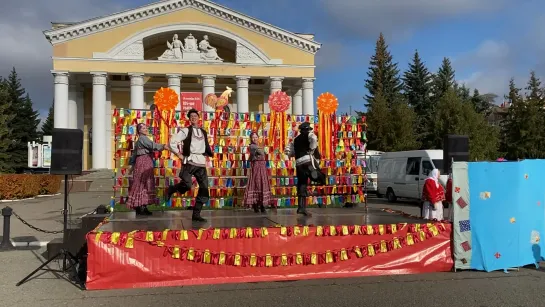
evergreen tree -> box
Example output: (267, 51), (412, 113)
(471, 89), (497, 116)
(432, 57), (456, 99)
(388, 99), (420, 151)
(402, 50), (433, 147)
(456, 84), (471, 102)
(523, 71), (545, 158)
(432, 89), (467, 148)
(364, 34), (416, 151)
(365, 33), (403, 108)
(5, 68), (40, 171)
(365, 90), (391, 150)
(0, 79), (15, 173)
(41, 102), (54, 136)
(501, 78), (528, 159)
(432, 88), (498, 160)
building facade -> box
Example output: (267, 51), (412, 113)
(44, 0), (321, 170)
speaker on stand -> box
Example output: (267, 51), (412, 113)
(17, 128), (84, 288)
(443, 134), (469, 174)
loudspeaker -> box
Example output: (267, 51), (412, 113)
(50, 128), (83, 175)
(443, 134), (469, 174)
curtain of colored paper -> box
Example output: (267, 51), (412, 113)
(318, 112), (334, 160)
(268, 111), (276, 148)
(269, 111), (286, 153)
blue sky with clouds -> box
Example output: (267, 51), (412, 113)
(0, 0), (544, 118)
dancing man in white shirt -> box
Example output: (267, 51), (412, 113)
(166, 109), (213, 222)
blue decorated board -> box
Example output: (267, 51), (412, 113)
(452, 160), (545, 271)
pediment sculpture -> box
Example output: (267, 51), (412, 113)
(158, 34), (223, 62)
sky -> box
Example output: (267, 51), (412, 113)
(0, 0), (544, 121)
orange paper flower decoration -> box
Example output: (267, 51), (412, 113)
(268, 91), (291, 112)
(316, 92), (338, 115)
(153, 87), (179, 111)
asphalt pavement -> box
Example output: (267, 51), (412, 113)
(2, 194), (542, 307)
(1, 247), (544, 307)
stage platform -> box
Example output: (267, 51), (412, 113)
(97, 207), (422, 232)
(86, 207), (453, 290)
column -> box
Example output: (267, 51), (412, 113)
(285, 88), (294, 114)
(76, 89), (84, 163)
(52, 71), (69, 129)
(262, 89), (269, 113)
(76, 90), (84, 131)
(302, 78), (315, 115)
(105, 88), (112, 169)
(235, 76), (250, 113)
(167, 74), (182, 111)
(267, 77), (283, 113)
(67, 84), (78, 129)
(91, 72), (107, 169)
(129, 73), (145, 109)
(202, 75), (216, 112)
(292, 87), (303, 115)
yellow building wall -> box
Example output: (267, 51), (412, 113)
(53, 59), (314, 78)
(52, 8), (314, 66)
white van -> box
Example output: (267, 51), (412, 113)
(356, 150), (383, 193)
(377, 150), (447, 202)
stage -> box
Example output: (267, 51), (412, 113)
(86, 207), (453, 290)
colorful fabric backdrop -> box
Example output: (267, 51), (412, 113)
(452, 160), (545, 272)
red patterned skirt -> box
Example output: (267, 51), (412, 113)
(243, 160), (273, 208)
(126, 154), (157, 208)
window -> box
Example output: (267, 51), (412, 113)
(432, 159), (444, 173)
(365, 155), (381, 173)
(406, 157), (421, 175)
(422, 160), (433, 176)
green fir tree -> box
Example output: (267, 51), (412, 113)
(402, 50), (433, 148)
(41, 102), (54, 136)
(365, 90), (391, 151)
(431, 88), (498, 160)
(432, 57), (456, 99)
(501, 78), (530, 159)
(0, 79), (15, 173)
(365, 33), (403, 108)
(4, 68), (40, 171)
(364, 34), (416, 151)
(523, 71), (545, 158)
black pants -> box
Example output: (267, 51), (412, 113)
(172, 164), (209, 212)
(296, 164), (311, 198)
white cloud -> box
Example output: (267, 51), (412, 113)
(315, 41), (366, 71)
(319, 0), (506, 39)
(455, 40), (515, 101)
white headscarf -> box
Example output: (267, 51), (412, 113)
(427, 168), (440, 187)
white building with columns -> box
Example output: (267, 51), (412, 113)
(44, 0), (321, 170)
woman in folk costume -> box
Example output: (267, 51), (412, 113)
(243, 132), (273, 213)
(422, 168), (446, 220)
(127, 123), (170, 215)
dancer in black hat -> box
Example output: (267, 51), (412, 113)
(166, 108), (213, 222)
(285, 122), (325, 217)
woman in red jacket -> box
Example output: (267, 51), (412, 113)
(422, 169), (446, 220)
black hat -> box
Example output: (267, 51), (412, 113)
(299, 122), (313, 131)
(187, 108), (199, 117)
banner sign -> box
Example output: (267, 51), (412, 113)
(180, 92), (203, 112)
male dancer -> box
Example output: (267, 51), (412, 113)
(167, 108), (213, 222)
(285, 122), (323, 217)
